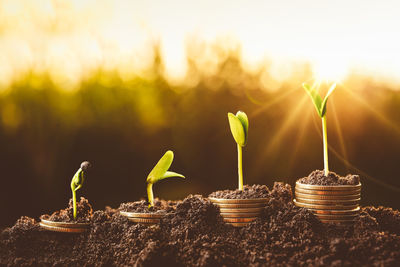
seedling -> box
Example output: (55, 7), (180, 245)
(302, 82), (336, 176)
(227, 111), (249, 190)
(70, 161), (91, 220)
(146, 150), (185, 208)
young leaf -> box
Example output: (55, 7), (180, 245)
(302, 83), (323, 117)
(146, 150), (174, 184)
(320, 83), (336, 117)
(236, 111), (249, 145)
(161, 171), (185, 179)
(228, 112), (246, 147)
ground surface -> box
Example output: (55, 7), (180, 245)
(1, 182), (400, 267)
(40, 197), (93, 223)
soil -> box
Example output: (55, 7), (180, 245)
(208, 184), (269, 199)
(298, 170), (360, 186)
(119, 199), (176, 214)
(1, 182), (400, 266)
(40, 197), (93, 223)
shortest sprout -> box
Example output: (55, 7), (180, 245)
(71, 161), (91, 220)
(146, 150), (185, 208)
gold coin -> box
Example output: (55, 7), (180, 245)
(220, 212), (260, 218)
(216, 203), (266, 208)
(39, 220), (89, 233)
(128, 217), (161, 224)
(219, 207), (264, 213)
(311, 207), (360, 215)
(119, 211), (165, 219)
(295, 187), (361, 195)
(294, 197), (360, 205)
(208, 197), (268, 204)
(315, 213), (358, 220)
(319, 219), (355, 224)
(295, 192), (360, 200)
(293, 199), (359, 210)
(223, 217), (257, 223)
(296, 181), (361, 191)
(227, 222), (252, 227)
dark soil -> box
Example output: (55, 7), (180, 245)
(208, 184), (269, 199)
(298, 170), (360, 185)
(119, 199), (176, 214)
(1, 182), (400, 266)
(40, 197), (93, 223)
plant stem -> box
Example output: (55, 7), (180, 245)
(237, 144), (243, 190)
(72, 190), (77, 220)
(147, 183), (154, 208)
(322, 115), (329, 176)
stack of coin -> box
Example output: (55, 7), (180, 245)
(294, 181), (361, 223)
(209, 197), (268, 227)
(40, 219), (90, 233)
(120, 211), (163, 225)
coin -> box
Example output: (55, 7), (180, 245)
(295, 192), (360, 200)
(216, 203), (266, 208)
(39, 219), (90, 233)
(127, 218), (160, 224)
(314, 213), (358, 220)
(208, 197), (268, 204)
(228, 222), (252, 227)
(295, 187), (361, 195)
(310, 207), (360, 215)
(220, 212), (260, 218)
(294, 197), (360, 205)
(223, 217), (257, 223)
(119, 211), (165, 219)
(296, 181), (361, 191)
(219, 207), (264, 213)
(293, 199), (359, 210)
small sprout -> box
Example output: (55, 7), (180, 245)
(228, 111), (249, 190)
(70, 161), (91, 220)
(146, 150), (185, 208)
(302, 82), (336, 176)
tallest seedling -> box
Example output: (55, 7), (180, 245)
(228, 111), (249, 190)
(302, 83), (336, 176)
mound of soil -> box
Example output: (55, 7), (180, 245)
(208, 184), (269, 199)
(119, 199), (176, 214)
(1, 182), (400, 266)
(40, 197), (93, 223)
(298, 170), (360, 186)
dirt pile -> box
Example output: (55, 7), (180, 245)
(40, 197), (93, 223)
(1, 182), (400, 266)
(298, 170), (360, 185)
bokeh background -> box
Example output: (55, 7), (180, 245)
(1, 0), (400, 227)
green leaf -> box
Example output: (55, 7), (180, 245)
(160, 171), (185, 180)
(236, 111), (249, 145)
(71, 169), (84, 192)
(303, 83), (323, 117)
(147, 150), (174, 184)
(320, 83), (336, 117)
(228, 112), (246, 147)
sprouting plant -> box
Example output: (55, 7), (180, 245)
(70, 161), (91, 220)
(227, 111), (249, 190)
(146, 150), (185, 208)
(302, 82), (336, 176)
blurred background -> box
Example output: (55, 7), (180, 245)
(1, 0), (400, 227)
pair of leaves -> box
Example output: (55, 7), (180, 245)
(146, 150), (185, 185)
(302, 83), (336, 117)
(228, 111), (249, 147)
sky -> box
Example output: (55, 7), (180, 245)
(1, 0), (400, 87)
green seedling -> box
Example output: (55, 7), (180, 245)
(146, 150), (185, 208)
(70, 161), (91, 220)
(302, 82), (336, 176)
(228, 111), (249, 190)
